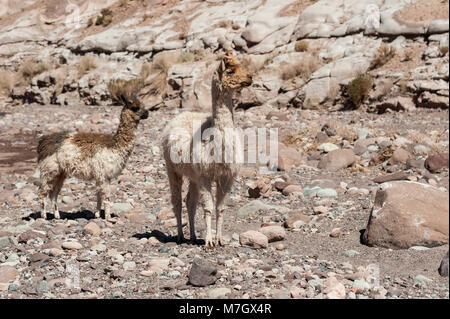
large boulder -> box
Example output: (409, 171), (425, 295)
(362, 181), (449, 249)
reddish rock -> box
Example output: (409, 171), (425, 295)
(318, 149), (356, 171)
(284, 213), (311, 229)
(18, 230), (46, 243)
(259, 226), (286, 243)
(277, 144), (303, 171)
(239, 230), (268, 249)
(362, 181), (449, 249)
(438, 251), (449, 277)
(425, 153), (449, 173)
(373, 171), (409, 184)
(83, 222), (102, 236)
(282, 185), (303, 196)
(0, 266), (19, 284)
(390, 148), (412, 164)
(274, 181), (290, 192)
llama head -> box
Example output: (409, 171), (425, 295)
(120, 94), (149, 120)
(218, 51), (253, 90)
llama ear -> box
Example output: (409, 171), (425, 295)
(119, 94), (131, 108)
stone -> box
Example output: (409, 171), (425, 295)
(284, 213), (311, 229)
(363, 181), (449, 249)
(323, 276), (346, 299)
(188, 257), (218, 287)
(237, 200), (282, 217)
(62, 241), (83, 250)
(413, 275), (432, 287)
(0, 266), (19, 284)
(18, 230), (46, 243)
(112, 202), (133, 213)
(318, 149), (356, 171)
(391, 148), (412, 164)
(373, 172), (409, 184)
(207, 287), (231, 299)
(425, 153), (449, 173)
(239, 231), (268, 249)
(330, 228), (341, 238)
(317, 188), (338, 198)
(344, 250), (360, 257)
(259, 226), (286, 243)
(318, 143), (339, 153)
(282, 185), (303, 196)
(83, 222), (102, 236)
(438, 251), (449, 277)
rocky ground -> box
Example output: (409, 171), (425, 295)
(0, 102), (448, 299)
(0, 0), (449, 299)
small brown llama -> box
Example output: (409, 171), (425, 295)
(162, 51), (253, 248)
(37, 95), (149, 220)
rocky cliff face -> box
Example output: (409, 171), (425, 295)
(0, 0), (448, 112)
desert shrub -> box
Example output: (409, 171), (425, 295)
(295, 40), (309, 52)
(178, 51), (196, 63)
(0, 70), (15, 97)
(369, 43), (396, 70)
(77, 56), (98, 78)
(18, 58), (50, 83)
(281, 54), (320, 81)
(96, 9), (113, 27)
(403, 48), (415, 61)
(347, 73), (374, 107)
(145, 53), (176, 95)
(108, 78), (145, 104)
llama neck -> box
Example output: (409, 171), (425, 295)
(211, 74), (234, 130)
(113, 108), (139, 156)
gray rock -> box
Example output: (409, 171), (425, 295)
(188, 257), (218, 287)
(438, 251), (449, 277)
(413, 275), (432, 287)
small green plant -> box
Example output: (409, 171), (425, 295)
(347, 73), (374, 107)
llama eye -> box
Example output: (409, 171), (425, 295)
(225, 70), (234, 75)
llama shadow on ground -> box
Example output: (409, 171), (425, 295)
(132, 230), (205, 246)
(23, 210), (115, 221)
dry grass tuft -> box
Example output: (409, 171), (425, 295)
(280, 54), (320, 81)
(18, 58), (50, 83)
(77, 56), (98, 78)
(294, 40), (309, 52)
(143, 53), (176, 95)
(440, 45), (449, 56)
(369, 43), (396, 70)
(0, 70), (15, 97)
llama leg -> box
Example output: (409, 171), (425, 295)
(99, 183), (111, 220)
(38, 174), (54, 220)
(50, 173), (65, 219)
(95, 189), (102, 218)
(199, 180), (214, 248)
(168, 169), (184, 243)
(215, 177), (234, 246)
(186, 182), (199, 244)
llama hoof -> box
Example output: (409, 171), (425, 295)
(54, 212), (60, 219)
(215, 237), (224, 247)
(176, 236), (185, 244)
(95, 212), (100, 218)
(41, 213), (47, 220)
(204, 238), (215, 249)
